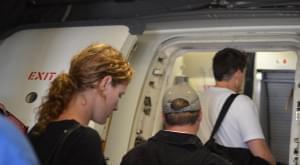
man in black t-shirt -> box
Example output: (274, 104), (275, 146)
(121, 77), (230, 165)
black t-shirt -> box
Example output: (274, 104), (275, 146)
(121, 130), (231, 165)
(28, 120), (106, 165)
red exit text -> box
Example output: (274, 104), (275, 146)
(28, 72), (57, 81)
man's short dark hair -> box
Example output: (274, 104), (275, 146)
(164, 98), (199, 126)
(213, 48), (247, 81)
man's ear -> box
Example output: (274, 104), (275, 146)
(98, 75), (112, 90)
(161, 113), (168, 129)
(161, 112), (165, 121)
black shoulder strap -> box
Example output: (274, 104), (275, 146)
(45, 123), (81, 165)
(209, 93), (239, 140)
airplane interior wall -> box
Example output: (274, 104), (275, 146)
(254, 52), (297, 164)
(259, 71), (294, 164)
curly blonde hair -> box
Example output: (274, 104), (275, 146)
(33, 43), (133, 134)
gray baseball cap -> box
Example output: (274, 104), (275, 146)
(162, 82), (200, 114)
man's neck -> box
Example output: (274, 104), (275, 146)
(215, 81), (236, 92)
(164, 124), (198, 135)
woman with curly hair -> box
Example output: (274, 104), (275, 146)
(28, 43), (134, 165)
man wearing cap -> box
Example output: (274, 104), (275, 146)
(121, 79), (230, 165)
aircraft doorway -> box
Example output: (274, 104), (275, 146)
(129, 48), (298, 165)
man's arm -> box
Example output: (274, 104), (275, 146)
(247, 139), (276, 165)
